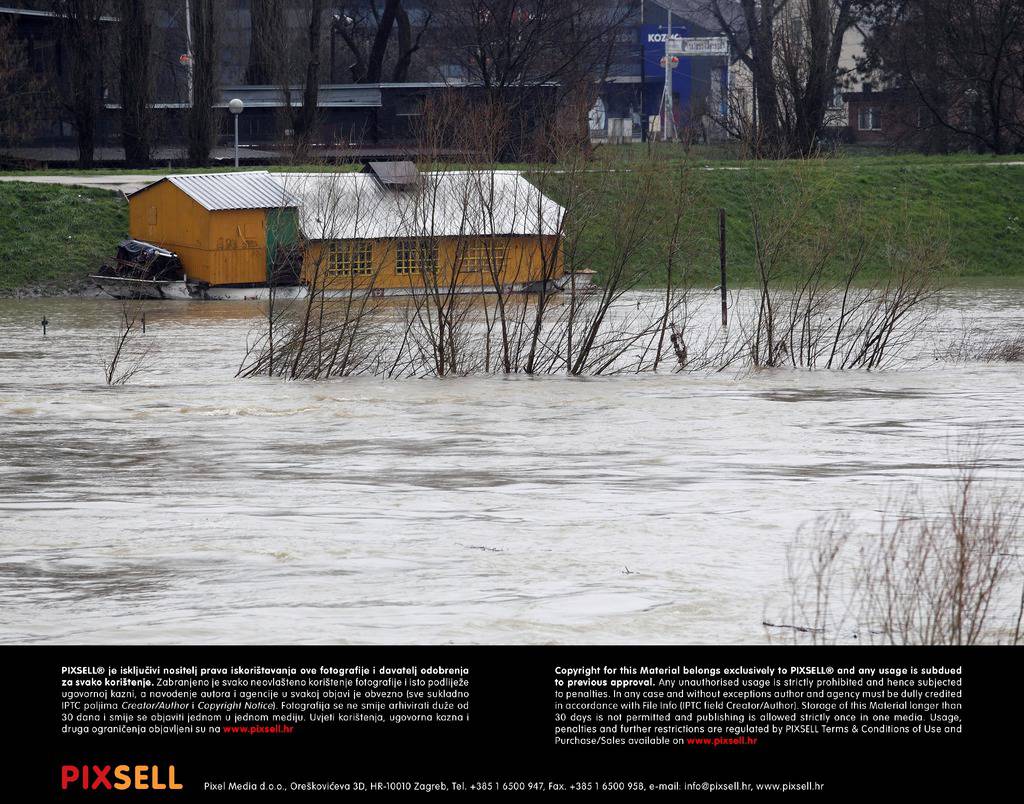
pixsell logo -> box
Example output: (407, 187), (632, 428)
(60, 765), (183, 791)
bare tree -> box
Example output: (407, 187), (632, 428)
(103, 299), (154, 385)
(434, 1), (629, 89)
(117, 0), (153, 166)
(0, 18), (45, 147)
(245, 0), (278, 84)
(365, 0), (402, 82)
(250, 1), (325, 158)
(186, 0), (216, 166)
(294, 0), (325, 156)
(238, 90), (692, 381)
(735, 159), (947, 370)
(52, 0), (108, 168)
(331, 0), (433, 83)
(237, 104), (946, 382)
(936, 318), (1024, 364)
(390, 0), (431, 82)
(238, 168), (396, 381)
(862, 0), (1024, 154)
(431, 0), (633, 159)
(704, 0), (866, 156)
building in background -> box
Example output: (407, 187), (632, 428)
(592, 0), (736, 144)
(590, 1), (881, 148)
(2, 1), (903, 162)
(0, 1), (558, 163)
(0, 4), (117, 148)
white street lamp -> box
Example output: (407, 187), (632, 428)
(228, 98), (244, 168)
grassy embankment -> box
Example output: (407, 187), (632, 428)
(1, 152), (1022, 293)
(0, 182), (127, 292)
(548, 150), (1024, 287)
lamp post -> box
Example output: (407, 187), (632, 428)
(184, 0), (193, 107)
(228, 98), (244, 167)
(662, 10), (674, 141)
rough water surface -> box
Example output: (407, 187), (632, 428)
(0, 291), (1022, 644)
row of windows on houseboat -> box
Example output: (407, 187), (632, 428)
(325, 239), (511, 277)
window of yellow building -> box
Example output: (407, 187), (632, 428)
(395, 239), (438, 276)
(327, 241), (374, 277)
(461, 241), (507, 273)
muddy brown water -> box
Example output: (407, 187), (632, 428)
(0, 291), (1022, 644)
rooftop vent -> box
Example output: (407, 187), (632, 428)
(363, 160), (420, 192)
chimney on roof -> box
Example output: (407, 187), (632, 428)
(362, 160), (420, 192)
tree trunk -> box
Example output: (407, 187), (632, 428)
(390, 3), (416, 82)
(792, 0), (855, 156)
(716, 0), (859, 157)
(73, 105), (96, 168)
(365, 0), (400, 83)
(54, 1), (106, 169)
(246, 0), (279, 85)
(751, 3), (782, 154)
(187, 0), (217, 166)
(293, 0), (324, 152)
(118, 0), (152, 166)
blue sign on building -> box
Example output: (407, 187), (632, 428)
(639, 25), (693, 120)
(595, 22), (731, 139)
(637, 25), (731, 125)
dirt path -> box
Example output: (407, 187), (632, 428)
(2, 159), (1022, 197)
(0, 174), (160, 194)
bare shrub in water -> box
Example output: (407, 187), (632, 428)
(936, 319), (1024, 364)
(742, 165), (948, 371)
(980, 335), (1024, 362)
(237, 117), (949, 380)
(237, 174), (397, 380)
(774, 455), (1024, 645)
(102, 299), (154, 386)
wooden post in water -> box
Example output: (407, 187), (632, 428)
(41, 317), (48, 336)
(718, 208), (728, 327)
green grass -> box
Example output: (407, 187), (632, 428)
(588, 141), (1024, 169)
(1, 152), (1022, 292)
(0, 182), (128, 292)
(536, 155), (1024, 287)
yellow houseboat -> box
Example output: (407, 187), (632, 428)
(96, 164), (576, 300)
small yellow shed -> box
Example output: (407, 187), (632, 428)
(127, 172), (301, 287)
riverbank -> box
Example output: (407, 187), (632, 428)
(550, 152), (1024, 287)
(0, 182), (126, 295)
(2, 154), (1022, 295)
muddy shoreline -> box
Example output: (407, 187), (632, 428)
(0, 280), (106, 299)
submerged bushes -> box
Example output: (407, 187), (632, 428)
(238, 154), (950, 380)
(937, 326), (1024, 364)
(773, 448), (1024, 646)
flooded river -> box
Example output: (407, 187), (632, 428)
(1, 291), (1022, 644)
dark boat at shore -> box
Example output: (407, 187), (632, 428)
(92, 239), (188, 300)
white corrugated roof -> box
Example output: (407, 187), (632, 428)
(131, 171), (300, 211)
(274, 170), (564, 241)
